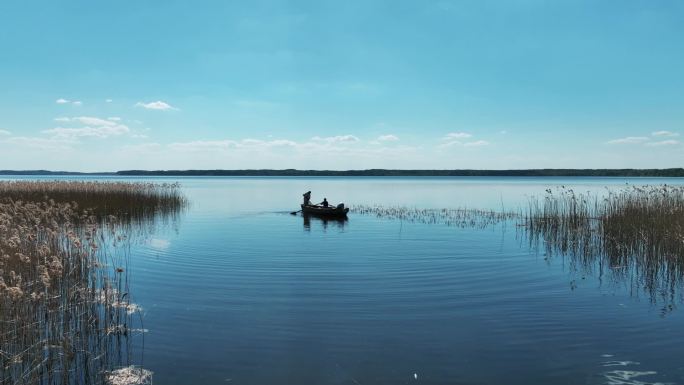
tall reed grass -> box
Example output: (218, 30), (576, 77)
(0, 181), (185, 384)
(0, 180), (186, 226)
(352, 185), (684, 308)
(524, 185), (684, 306)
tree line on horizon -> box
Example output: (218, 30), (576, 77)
(1, 168), (683, 177)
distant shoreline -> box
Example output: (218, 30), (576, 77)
(1, 168), (683, 177)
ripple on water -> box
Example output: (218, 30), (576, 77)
(122, 178), (684, 385)
(601, 359), (673, 385)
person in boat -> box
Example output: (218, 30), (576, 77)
(303, 191), (312, 206)
(320, 198), (329, 207)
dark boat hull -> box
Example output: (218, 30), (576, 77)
(301, 204), (349, 217)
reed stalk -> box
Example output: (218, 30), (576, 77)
(0, 181), (185, 384)
(524, 185), (684, 307)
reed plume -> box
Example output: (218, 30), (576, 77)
(0, 181), (185, 384)
(524, 185), (684, 308)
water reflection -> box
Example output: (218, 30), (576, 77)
(0, 181), (186, 385)
(524, 185), (684, 313)
(354, 198), (684, 312)
(525, 222), (684, 314)
(302, 213), (348, 232)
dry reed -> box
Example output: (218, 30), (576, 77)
(524, 185), (684, 307)
(0, 181), (185, 384)
(352, 185), (684, 308)
(0, 180), (186, 226)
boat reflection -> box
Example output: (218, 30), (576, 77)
(303, 213), (348, 231)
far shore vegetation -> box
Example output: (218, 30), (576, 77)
(1, 168), (684, 177)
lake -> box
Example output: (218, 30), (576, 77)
(5, 176), (684, 385)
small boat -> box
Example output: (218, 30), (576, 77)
(301, 204), (349, 217)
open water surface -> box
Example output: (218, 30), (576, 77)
(5, 176), (684, 384)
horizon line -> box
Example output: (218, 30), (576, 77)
(1, 168), (683, 177)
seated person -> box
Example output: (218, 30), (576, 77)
(320, 198), (329, 207)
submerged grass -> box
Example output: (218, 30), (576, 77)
(0, 181), (186, 384)
(351, 205), (518, 229)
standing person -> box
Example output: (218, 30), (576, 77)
(303, 191), (312, 206)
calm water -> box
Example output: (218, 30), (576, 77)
(6, 176), (684, 384)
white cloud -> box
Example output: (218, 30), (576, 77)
(645, 140), (680, 147)
(135, 101), (176, 110)
(3, 114), (133, 153)
(439, 132), (489, 148)
(106, 99), (113, 103)
(43, 116), (130, 139)
(43, 125), (130, 139)
(169, 138), (299, 152)
(168, 140), (236, 151)
(122, 143), (163, 152)
(241, 139), (261, 145)
(444, 132), (472, 140)
(377, 134), (399, 142)
(438, 140), (463, 148)
(608, 133), (681, 147)
(1, 136), (74, 150)
(607, 136), (650, 144)
(165, 137), (418, 164)
(55, 99), (82, 106)
(463, 140), (490, 147)
(260, 139), (298, 147)
(62, 116), (118, 127)
(238, 138), (298, 148)
(439, 139), (490, 148)
(107, 117), (121, 121)
(56, 116), (114, 125)
(651, 130), (679, 137)
(311, 135), (360, 143)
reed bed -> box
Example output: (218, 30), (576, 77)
(0, 181), (185, 384)
(351, 205), (518, 229)
(0, 180), (186, 226)
(524, 185), (684, 306)
(353, 186), (684, 307)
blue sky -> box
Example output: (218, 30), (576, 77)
(0, 0), (682, 171)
